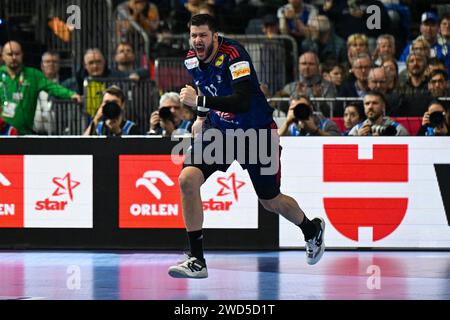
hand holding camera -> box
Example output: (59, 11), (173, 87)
(102, 102), (124, 135)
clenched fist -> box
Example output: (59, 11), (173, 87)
(180, 85), (198, 108)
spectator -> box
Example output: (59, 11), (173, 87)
(322, 0), (391, 42)
(426, 57), (447, 76)
(262, 14), (280, 38)
(198, 3), (215, 16)
(382, 58), (399, 91)
(301, 15), (347, 64)
(410, 36), (431, 60)
(372, 34), (397, 66)
(62, 48), (125, 94)
(114, 42), (149, 81)
(148, 92), (192, 136)
(348, 91), (409, 136)
(346, 33), (369, 68)
(342, 102), (364, 136)
(417, 100), (449, 136)
(171, 0), (205, 34)
(427, 69), (449, 99)
(398, 52), (428, 96)
(277, 0), (318, 46)
(116, 0), (160, 39)
(278, 95), (340, 136)
(0, 41), (80, 135)
(34, 51), (67, 134)
(152, 22), (187, 58)
(337, 53), (372, 116)
(322, 62), (344, 92)
(440, 13), (450, 44)
(368, 66), (403, 116)
(257, 14), (293, 96)
(367, 67), (388, 94)
(279, 52), (337, 117)
(83, 85), (141, 136)
(400, 11), (450, 71)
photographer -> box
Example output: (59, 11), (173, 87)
(148, 92), (192, 137)
(417, 100), (449, 136)
(83, 86), (140, 136)
(279, 95), (340, 136)
(348, 91), (409, 136)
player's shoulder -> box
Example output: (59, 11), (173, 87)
(218, 37), (248, 62)
(184, 50), (199, 70)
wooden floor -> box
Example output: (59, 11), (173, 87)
(0, 250), (449, 300)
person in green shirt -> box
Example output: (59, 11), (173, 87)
(0, 41), (81, 134)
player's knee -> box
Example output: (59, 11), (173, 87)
(259, 198), (280, 213)
(179, 169), (203, 193)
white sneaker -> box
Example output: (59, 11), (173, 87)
(306, 218), (325, 265)
(168, 256), (208, 279)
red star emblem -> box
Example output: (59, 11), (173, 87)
(52, 173), (80, 201)
(216, 173), (245, 201)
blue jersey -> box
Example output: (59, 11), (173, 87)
(184, 36), (274, 130)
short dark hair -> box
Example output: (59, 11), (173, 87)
(344, 101), (364, 116)
(42, 51), (60, 59)
(189, 14), (218, 33)
(441, 12), (450, 21)
(429, 69), (449, 81)
(116, 42), (134, 53)
(103, 85), (126, 103)
(365, 91), (387, 106)
(428, 57), (445, 67)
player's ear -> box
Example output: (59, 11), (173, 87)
(213, 32), (219, 42)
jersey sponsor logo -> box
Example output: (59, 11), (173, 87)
(215, 54), (225, 67)
(229, 61), (251, 80)
(185, 57), (199, 70)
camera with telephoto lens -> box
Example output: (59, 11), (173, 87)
(293, 103), (312, 121)
(158, 106), (175, 123)
(371, 124), (397, 136)
(102, 102), (123, 120)
(429, 111), (446, 128)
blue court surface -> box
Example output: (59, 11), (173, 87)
(0, 250), (449, 300)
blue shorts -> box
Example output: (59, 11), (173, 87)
(183, 117), (281, 200)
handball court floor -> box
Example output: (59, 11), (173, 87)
(0, 250), (449, 300)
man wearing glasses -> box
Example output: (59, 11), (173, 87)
(148, 92), (192, 136)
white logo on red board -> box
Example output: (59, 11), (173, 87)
(136, 171), (175, 200)
(119, 155), (184, 228)
(0, 172), (14, 216)
(0, 173), (11, 187)
(35, 173), (81, 211)
(203, 172), (245, 211)
(131, 170), (179, 217)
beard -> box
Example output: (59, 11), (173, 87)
(367, 110), (382, 122)
(195, 42), (214, 62)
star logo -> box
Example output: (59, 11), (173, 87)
(216, 173), (245, 201)
(52, 173), (80, 201)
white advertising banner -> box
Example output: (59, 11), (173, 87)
(279, 137), (450, 248)
(24, 156), (93, 228)
(202, 161), (259, 229)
